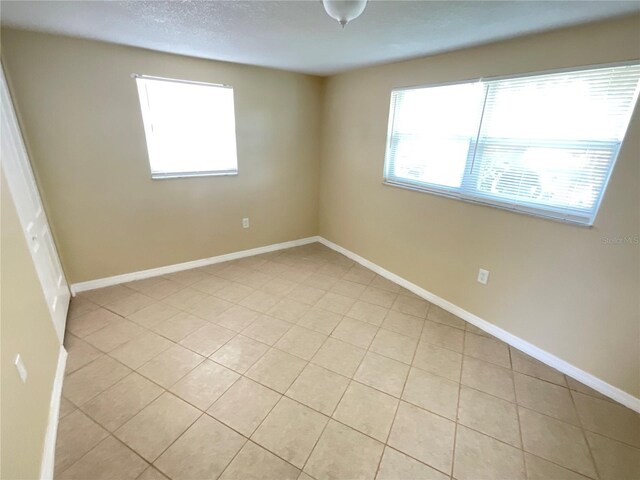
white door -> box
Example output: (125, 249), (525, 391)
(1, 65), (70, 344)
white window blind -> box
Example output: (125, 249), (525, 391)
(384, 63), (640, 225)
(135, 75), (238, 179)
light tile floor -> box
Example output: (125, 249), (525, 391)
(56, 242), (639, 480)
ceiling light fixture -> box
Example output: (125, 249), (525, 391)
(322, 0), (368, 28)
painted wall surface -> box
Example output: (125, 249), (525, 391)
(0, 29), (323, 283)
(1, 169), (60, 479)
(1, 16), (639, 401)
(319, 16), (640, 396)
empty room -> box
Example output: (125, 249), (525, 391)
(1, 1), (639, 479)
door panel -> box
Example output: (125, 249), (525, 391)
(1, 65), (70, 343)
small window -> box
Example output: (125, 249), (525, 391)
(135, 75), (238, 179)
(384, 64), (640, 225)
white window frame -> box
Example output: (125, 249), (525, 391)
(383, 61), (640, 226)
(134, 74), (239, 179)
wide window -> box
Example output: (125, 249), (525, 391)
(384, 64), (640, 225)
(135, 75), (238, 179)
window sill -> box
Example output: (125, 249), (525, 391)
(151, 170), (238, 180)
(382, 180), (594, 228)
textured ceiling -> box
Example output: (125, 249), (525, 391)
(2, 1), (639, 75)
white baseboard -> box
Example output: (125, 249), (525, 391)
(40, 345), (67, 480)
(70, 236), (321, 295)
(68, 233), (639, 412)
(317, 236), (640, 413)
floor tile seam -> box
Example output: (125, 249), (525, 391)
(521, 450), (601, 480)
(132, 341), (209, 389)
(568, 387), (602, 480)
(167, 369), (244, 418)
(239, 316), (298, 347)
(248, 388), (328, 472)
(74, 251), (322, 304)
(243, 352), (311, 392)
(147, 411), (209, 474)
(512, 369), (580, 392)
(128, 311), (194, 341)
(64, 353), (144, 407)
(331, 311), (382, 351)
(517, 402), (639, 450)
(75, 370), (167, 430)
(371, 306), (431, 478)
(509, 346), (527, 467)
(69, 289), (556, 411)
(564, 386), (617, 404)
(379, 444), (456, 479)
(460, 351), (579, 392)
(297, 384), (345, 475)
(68, 251), (626, 480)
(68, 305), (131, 339)
(88, 284), (139, 304)
(206, 335), (272, 375)
(457, 377), (522, 407)
(450, 325), (469, 478)
(204, 433), (252, 480)
(86, 326), (160, 355)
(63, 350), (109, 377)
(253, 363), (488, 447)
(216, 437), (304, 480)
(512, 375), (583, 428)
(101, 296), (159, 319)
(57, 431), (152, 479)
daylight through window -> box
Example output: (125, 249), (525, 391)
(135, 75), (238, 179)
(384, 63), (640, 225)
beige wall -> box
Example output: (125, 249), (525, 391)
(1, 169), (61, 480)
(319, 16), (640, 397)
(1, 16), (639, 400)
(0, 29), (323, 283)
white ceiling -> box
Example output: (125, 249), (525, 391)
(2, 1), (639, 75)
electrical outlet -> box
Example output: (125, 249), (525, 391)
(15, 354), (27, 383)
(242, 218), (250, 229)
(477, 268), (490, 285)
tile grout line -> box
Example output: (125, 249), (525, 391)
(63, 354), (140, 408)
(98, 310), (218, 433)
(73, 273), (493, 477)
(70, 330), (626, 464)
(523, 451), (600, 480)
(76, 370), (163, 427)
(515, 405), (603, 480)
(374, 299), (431, 479)
(149, 411), (207, 477)
(193, 363), (314, 474)
(274, 264), (381, 475)
(64, 247), (325, 475)
(69, 249), (391, 475)
(298, 372), (352, 475)
(568, 387), (602, 480)
(150, 253), (325, 477)
(275, 362), (552, 473)
(207, 434), (251, 480)
(57, 432), (153, 479)
(231, 299), (336, 472)
(510, 339), (529, 480)
(65, 245), (635, 480)
(295, 277), (368, 475)
(69, 299), (286, 475)
(459, 347), (604, 479)
(102, 255), (442, 371)
(449, 324), (468, 479)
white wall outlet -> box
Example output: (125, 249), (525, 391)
(242, 218), (250, 229)
(477, 268), (490, 285)
(15, 354), (28, 383)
